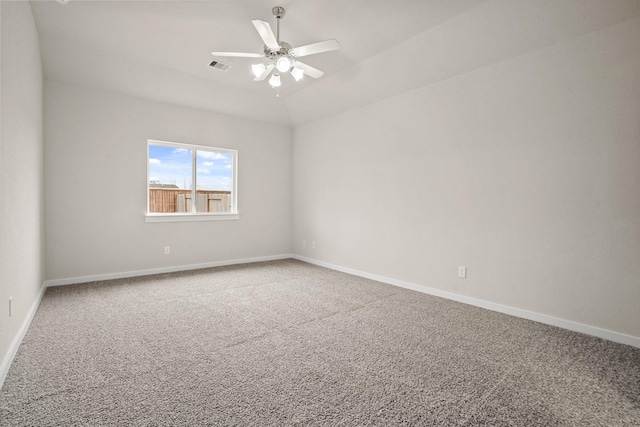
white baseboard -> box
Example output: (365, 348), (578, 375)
(44, 254), (294, 288)
(292, 255), (640, 349)
(0, 284), (47, 390)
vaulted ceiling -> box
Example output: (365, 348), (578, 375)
(30, 0), (640, 127)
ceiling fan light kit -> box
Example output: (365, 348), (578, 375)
(291, 67), (304, 82)
(211, 6), (339, 93)
(276, 56), (291, 73)
(269, 73), (282, 88)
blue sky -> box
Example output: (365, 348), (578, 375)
(148, 145), (233, 191)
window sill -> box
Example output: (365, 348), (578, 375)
(145, 213), (240, 223)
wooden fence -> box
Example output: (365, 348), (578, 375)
(149, 189), (232, 213)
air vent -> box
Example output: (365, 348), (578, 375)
(209, 60), (232, 71)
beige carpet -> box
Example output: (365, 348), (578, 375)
(1, 259), (639, 425)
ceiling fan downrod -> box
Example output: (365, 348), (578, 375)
(272, 6), (285, 43)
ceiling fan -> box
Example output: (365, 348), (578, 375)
(211, 6), (339, 92)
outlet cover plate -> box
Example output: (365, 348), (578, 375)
(458, 266), (467, 278)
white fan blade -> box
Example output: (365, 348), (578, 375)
(251, 20), (280, 51)
(294, 61), (324, 79)
(211, 51), (263, 58)
(254, 64), (275, 81)
(290, 39), (339, 58)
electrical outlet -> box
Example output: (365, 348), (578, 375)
(458, 266), (467, 278)
(312, 241), (316, 249)
(164, 246), (170, 255)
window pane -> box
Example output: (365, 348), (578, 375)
(148, 145), (193, 213)
(195, 150), (233, 213)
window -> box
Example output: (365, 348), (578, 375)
(145, 140), (238, 222)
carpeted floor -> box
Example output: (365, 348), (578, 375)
(1, 259), (638, 426)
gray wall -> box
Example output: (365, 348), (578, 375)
(44, 81), (292, 281)
(292, 17), (640, 338)
(0, 2), (45, 370)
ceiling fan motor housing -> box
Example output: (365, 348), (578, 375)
(265, 41), (294, 74)
(265, 41), (292, 57)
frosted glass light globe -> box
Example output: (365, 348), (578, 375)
(276, 57), (291, 73)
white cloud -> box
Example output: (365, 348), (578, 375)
(149, 158), (161, 165)
(224, 164), (232, 169)
(197, 151), (227, 160)
(173, 148), (189, 155)
(196, 167), (210, 174)
(202, 161), (214, 167)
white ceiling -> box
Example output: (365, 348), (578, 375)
(30, 0), (640, 127)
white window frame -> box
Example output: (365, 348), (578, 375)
(145, 139), (239, 223)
